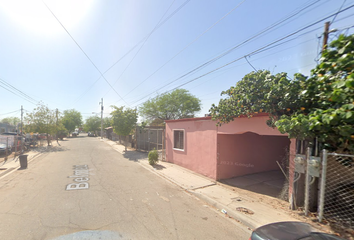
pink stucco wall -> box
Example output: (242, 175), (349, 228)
(165, 117), (218, 179)
(217, 132), (290, 180)
(218, 115), (285, 136)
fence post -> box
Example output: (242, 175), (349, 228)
(318, 149), (328, 222)
(5, 137), (8, 160)
(305, 147), (311, 216)
(148, 128), (150, 151)
(14, 135), (18, 157)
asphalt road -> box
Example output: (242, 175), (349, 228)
(0, 136), (250, 240)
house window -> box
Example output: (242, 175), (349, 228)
(173, 130), (184, 150)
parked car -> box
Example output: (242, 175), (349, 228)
(0, 143), (12, 155)
(88, 132), (96, 137)
(249, 221), (344, 240)
(72, 132), (78, 137)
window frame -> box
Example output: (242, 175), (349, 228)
(173, 129), (185, 151)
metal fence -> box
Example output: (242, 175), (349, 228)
(318, 150), (354, 228)
(136, 126), (165, 160)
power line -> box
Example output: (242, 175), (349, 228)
(74, 0), (191, 105)
(0, 79), (38, 105)
(130, 3), (354, 106)
(42, 1), (128, 104)
(0, 110), (20, 116)
(122, 0), (323, 105)
(122, 0), (247, 98)
(331, 0), (347, 24)
(103, 0), (178, 97)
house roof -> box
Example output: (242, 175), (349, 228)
(165, 113), (269, 123)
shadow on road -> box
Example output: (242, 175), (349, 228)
(31, 145), (68, 153)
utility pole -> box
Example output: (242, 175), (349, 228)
(21, 105), (23, 153)
(322, 21), (330, 54)
(56, 108), (58, 142)
(99, 98), (103, 139)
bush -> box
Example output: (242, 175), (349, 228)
(148, 148), (159, 165)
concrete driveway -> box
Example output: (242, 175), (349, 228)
(220, 170), (287, 199)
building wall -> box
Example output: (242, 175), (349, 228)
(218, 115), (285, 136)
(165, 118), (218, 179)
(217, 132), (290, 180)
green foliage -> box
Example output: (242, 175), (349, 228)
(103, 117), (112, 128)
(111, 106), (138, 151)
(84, 116), (101, 132)
(148, 148), (159, 165)
(0, 117), (20, 126)
(276, 34), (354, 152)
(209, 70), (306, 127)
(210, 34), (354, 153)
(24, 103), (61, 145)
(139, 89), (201, 121)
(61, 109), (82, 133)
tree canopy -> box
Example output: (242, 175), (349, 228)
(111, 106), (137, 151)
(83, 116), (101, 133)
(276, 34), (354, 152)
(210, 34), (354, 153)
(24, 104), (65, 145)
(139, 89), (201, 122)
(0, 117), (20, 126)
(61, 109), (82, 133)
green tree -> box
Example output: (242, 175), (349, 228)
(209, 70), (306, 127)
(276, 34), (354, 153)
(103, 117), (112, 128)
(61, 109), (82, 135)
(24, 104), (57, 146)
(210, 34), (354, 154)
(139, 89), (201, 122)
(0, 117), (21, 126)
(84, 116), (101, 133)
(111, 106), (137, 151)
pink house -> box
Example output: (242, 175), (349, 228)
(165, 114), (297, 201)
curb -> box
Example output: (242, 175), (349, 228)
(187, 190), (256, 230)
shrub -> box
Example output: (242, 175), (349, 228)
(148, 148), (159, 165)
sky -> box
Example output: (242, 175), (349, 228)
(0, 0), (354, 123)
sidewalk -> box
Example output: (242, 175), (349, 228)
(0, 141), (60, 179)
(102, 138), (301, 231)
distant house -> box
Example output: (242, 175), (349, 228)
(0, 123), (16, 134)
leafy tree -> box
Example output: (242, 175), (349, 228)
(139, 89), (201, 122)
(24, 104), (57, 146)
(210, 34), (354, 153)
(61, 109), (82, 135)
(0, 117), (21, 126)
(103, 117), (112, 128)
(111, 106), (137, 151)
(276, 34), (354, 153)
(209, 70), (306, 127)
(84, 116), (101, 133)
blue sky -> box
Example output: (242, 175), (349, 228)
(1, 0), (354, 122)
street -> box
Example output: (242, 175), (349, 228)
(0, 136), (250, 240)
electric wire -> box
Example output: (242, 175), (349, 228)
(331, 0), (347, 24)
(129, 3), (354, 107)
(103, 0), (178, 97)
(122, 0), (247, 98)
(0, 80), (38, 105)
(120, 0), (323, 105)
(74, 0), (191, 105)
(0, 78), (38, 103)
(42, 0), (128, 104)
(0, 110), (20, 116)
